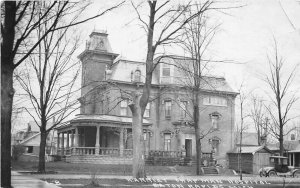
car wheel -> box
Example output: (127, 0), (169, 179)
(259, 171), (264, 177)
(268, 171), (277, 177)
(293, 170), (300, 178)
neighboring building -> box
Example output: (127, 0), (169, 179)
(12, 122), (40, 145)
(12, 121), (57, 162)
(56, 31), (238, 166)
(228, 146), (273, 174)
(288, 144), (300, 168)
(284, 124), (300, 141)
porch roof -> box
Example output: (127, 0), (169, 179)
(70, 114), (152, 125)
(288, 144), (300, 153)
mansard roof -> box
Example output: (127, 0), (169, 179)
(109, 57), (237, 95)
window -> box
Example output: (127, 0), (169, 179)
(162, 64), (171, 76)
(180, 101), (188, 119)
(211, 115), (219, 129)
(27, 146), (33, 153)
(161, 63), (172, 84)
(203, 96), (227, 106)
(134, 69), (141, 82)
(209, 137), (220, 155)
(165, 100), (172, 119)
(211, 139), (219, 154)
(210, 112), (221, 129)
(144, 103), (150, 118)
(120, 100), (128, 116)
(100, 100), (104, 114)
(291, 134), (295, 141)
(164, 133), (171, 151)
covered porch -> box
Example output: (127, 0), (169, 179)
(56, 114), (151, 160)
(288, 149), (300, 168)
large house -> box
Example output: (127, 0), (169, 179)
(56, 31), (238, 166)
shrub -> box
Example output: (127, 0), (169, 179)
(12, 144), (25, 160)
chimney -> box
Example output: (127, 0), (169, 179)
(260, 135), (267, 146)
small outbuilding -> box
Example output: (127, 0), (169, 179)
(227, 145), (273, 174)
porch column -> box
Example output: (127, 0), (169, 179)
(73, 128), (79, 155)
(61, 133), (65, 155)
(293, 153), (296, 167)
(119, 127), (124, 157)
(71, 130), (74, 147)
(95, 125), (100, 155)
(66, 131), (70, 149)
(57, 133), (60, 155)
(74, 127), (79, 147)
(82, 128), (85, 147)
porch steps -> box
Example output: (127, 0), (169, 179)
(202, 167), (219, 175)
(66, 155), (132, 165)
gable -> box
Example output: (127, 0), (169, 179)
(21, 134), (41, 146)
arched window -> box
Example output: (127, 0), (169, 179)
(134, 67), (141, 82)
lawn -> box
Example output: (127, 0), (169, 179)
(12, 161), (198, 176)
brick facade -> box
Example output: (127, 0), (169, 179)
(59, 31), (237, 166)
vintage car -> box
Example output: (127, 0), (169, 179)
(259, 156), (300, 177)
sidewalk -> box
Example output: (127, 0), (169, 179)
(27, 172), (300, 183)
(12, 171), (60, 188)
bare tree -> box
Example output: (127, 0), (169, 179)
(236, 83), (251, 180)
(15, 21), (81, 172)
(249, 95), (268, 145)
(1, 1), (123, 186)
(129, 0), (213, 178)
(263, 38), (299, 156)
(165, 5), (220, 175)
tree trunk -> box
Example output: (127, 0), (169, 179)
(1, 65), (14, 187)
(1, 2), (16, 187)
(129, 93), (146, 178)
(257, 128), (261, 146)
(194, 95), (202, 175)
(279, 124), (284, 156)
(38, 130), (48, 173)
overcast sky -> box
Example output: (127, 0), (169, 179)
(13, 0), (300, 132)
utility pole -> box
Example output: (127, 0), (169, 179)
(239, 95), (244, 180)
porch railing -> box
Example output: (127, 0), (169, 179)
(74, 147), (96, 155)
(57, 147), (133, 157)
(98, 147), (119, 156)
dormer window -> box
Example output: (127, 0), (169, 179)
(291, 133), (295, 141)
(120, 100), (128, 116)
(160, 63), (173, 84)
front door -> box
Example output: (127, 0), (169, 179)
(185, 139), (192, 158)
